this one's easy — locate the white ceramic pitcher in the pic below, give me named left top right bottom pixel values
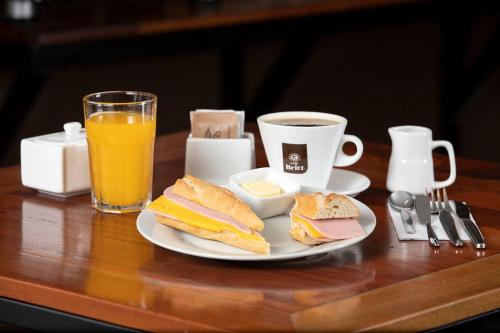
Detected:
left=386, top=126, right=456, bottom=194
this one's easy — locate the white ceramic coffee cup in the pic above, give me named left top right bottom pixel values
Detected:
left=257, top=111, right=363, bottom=189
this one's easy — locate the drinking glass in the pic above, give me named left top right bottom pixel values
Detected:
left=83, top=91, right=157, bottom=213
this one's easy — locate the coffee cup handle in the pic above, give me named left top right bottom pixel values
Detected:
left=432, top=140, right=456, bottom=188
left=334, top=135, right=364, bottom=167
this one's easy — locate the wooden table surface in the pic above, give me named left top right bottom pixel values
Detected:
left=0, top=129, right=499, bottom=332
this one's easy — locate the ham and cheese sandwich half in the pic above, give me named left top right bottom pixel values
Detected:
left=147, top=175, right=270, bottom=254
left=290, top=192, right=365, bottom=245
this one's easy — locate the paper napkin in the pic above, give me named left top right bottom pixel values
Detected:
left=388, top=200, right=475, bottom=241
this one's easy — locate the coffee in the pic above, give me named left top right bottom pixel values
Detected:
left=265, top=118, right=339, bottom=127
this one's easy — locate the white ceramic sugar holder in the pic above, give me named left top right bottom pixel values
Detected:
left=21, top=122, right=90, bottom=197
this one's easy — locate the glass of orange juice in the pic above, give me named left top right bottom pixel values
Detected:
left=83, top=91, right=157, bottom=213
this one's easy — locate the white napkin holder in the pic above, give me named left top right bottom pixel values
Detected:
left=21, top=122, right=90, bottom=197
left=185, top=132, right=255, bottom=185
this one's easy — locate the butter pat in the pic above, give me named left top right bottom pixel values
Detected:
left=241, top=181, right=281, bottom=198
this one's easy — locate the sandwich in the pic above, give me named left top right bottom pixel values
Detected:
left=147, top=175, right=270, bottom=254
left=290, top=192, right=365, bottom=245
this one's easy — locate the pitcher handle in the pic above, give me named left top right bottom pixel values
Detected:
left=432, top=140, right=456, bottom=188
left=334, top=135, right=364, bottom=167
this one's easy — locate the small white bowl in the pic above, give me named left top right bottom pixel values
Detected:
left=229, top=167, right=301, bottom=219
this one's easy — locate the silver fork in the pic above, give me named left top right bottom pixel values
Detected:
left=431, top=187, right=463, bottom=247
left=421, top=189, right=440, bottom=247
left=429, top=187, right=439, bottom=215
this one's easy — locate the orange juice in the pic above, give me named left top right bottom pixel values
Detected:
left=85, top=112, right=155, bottom=208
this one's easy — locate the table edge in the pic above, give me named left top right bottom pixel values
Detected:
left=1, top=254, right=499, bottom=332
left=0, top=274, right=225, bottom=332
left=291, top=254, right=500, bottom=332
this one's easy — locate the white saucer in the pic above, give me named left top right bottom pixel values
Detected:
left=136, top=196, right=376, bottom=262
left=301, top=168, right=370, bottom=197
left=218, top=168, right=370, bottom=197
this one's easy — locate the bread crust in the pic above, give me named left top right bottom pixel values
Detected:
left=293, top=192, right=359, bottom=220
left=156, top=215, right=270, bottom=254
left=173, top=175, right=264, bottom=231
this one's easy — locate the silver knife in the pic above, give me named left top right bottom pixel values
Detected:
left=400, top=209, right=415, bottom=234
left=439, top=209, right=463, bottom=247
left=454, top=201, right=486, bottom=249
left=415, top=195, right=440, bottom=247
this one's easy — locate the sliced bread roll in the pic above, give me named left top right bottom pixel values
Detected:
left=173, top=175, right=264, bottom=231
left=292, top=192, right=359, bottom=220
left=156, top=215, right=270, bottom=254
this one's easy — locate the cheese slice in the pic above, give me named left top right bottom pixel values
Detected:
left=292, top=214, right=325, bottom=238
left=148, top=195, right=262, bottom=241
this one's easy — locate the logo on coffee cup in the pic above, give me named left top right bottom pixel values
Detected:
left=282, top=143, right=308, bottom=174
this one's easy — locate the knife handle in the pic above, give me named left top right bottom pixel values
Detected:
left=439, top=210, right=463, bottom=247
left=426, top=223, right=440, bottom=247
left=461, top=217, right=486, bottom=249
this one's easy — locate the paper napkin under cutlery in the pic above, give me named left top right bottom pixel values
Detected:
left=388, top=200, right=476, bottom=241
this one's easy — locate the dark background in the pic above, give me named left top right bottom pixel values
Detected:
left=1, top=0, right=499, bottom=167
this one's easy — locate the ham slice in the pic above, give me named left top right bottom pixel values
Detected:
left=162, top=186, right=251, bottom=234
left=297, top=213, right=365, bottom=240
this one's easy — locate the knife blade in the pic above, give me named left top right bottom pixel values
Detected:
left=439, top=209, right=463, bottom=247
left=415, top=195, right=439, bottom=247
left=454, top=201, right=486, bottom=249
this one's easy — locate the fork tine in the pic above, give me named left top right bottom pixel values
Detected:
left=436, top=187, right=442, bottom=210
left=443, top=187, right=451, bottom=209
left=429, top=187, right=437, bottom=211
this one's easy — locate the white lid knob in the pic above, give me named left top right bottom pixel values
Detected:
left=64, top=122, right=82, bottom=137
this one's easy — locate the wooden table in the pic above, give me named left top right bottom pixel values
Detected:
left=0, top=129, right=499, bottom=332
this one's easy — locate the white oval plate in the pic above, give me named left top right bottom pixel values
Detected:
left=136, top=196, right=376, bottom=261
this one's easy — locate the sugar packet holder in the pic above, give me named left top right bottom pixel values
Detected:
left=190, top=109, right=245, bottom=139
left=185, top=132, right=255, bottom=185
